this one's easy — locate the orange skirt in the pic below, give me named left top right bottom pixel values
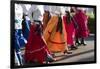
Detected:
left=47, top=32, right=66, bottom=52
left=43, top=16, right=58, bottom=42
left=43, top=16, right=68, bottom=53
left=43, top=12, right=50, bottom=30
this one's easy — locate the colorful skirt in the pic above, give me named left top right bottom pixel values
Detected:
left=63, top=16, right=75, bottom=45
left=43, top=16, right=67, bottom=53
left=74, top=11, right=89, bottom=38
left=24, top=24, right=51, bottom=64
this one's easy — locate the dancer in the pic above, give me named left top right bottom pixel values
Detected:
left=24, top=5, right=55, bottom=64
left=15, top=4, right=26, bottom=65
left=21, top=4, right=31, bottom=40
left=74, top=7, right=89, bottom=46
left=63, top=7, right=78, bottom=50
left=22, top=13, right=31, bottom=41
left=43, top=5, right=51, bottom=31
left=43, top=6, right=72, bottom=55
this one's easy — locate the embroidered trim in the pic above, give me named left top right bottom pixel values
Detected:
left=49, top=39, right=65, bottom=44
left=26, top=46, right=45, bottom=54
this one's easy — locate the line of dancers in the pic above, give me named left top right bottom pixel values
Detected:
left=14, top=4, right=89, bottom=65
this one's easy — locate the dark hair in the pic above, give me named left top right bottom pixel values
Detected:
left=35, top=23, right=43, bottom=36
left=56, top=15, right=63, bottom=34
left=22, top=14, right=26, bottom=34
left=65, top=11, right=71, bottom=24
left=45, top=11, right=51, bottom=22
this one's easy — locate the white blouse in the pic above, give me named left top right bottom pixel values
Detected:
left=28, top=5, right=42, bottom=22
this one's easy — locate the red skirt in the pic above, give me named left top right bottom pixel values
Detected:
left=74, top=10, right=89, bottom=38
left=24, top=24, right=51, bottom=64
left=63, top=16, right=75, bottom=45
